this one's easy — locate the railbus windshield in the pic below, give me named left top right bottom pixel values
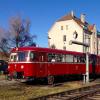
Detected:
left=9, top=51, right=36, bottom=62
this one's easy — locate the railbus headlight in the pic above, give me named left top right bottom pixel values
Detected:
left=21, top=65, right=24, bottom=69
left=8, top=66, right=10, bottom=69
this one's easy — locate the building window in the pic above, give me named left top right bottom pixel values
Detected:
left=65, top=54, right=73, bottom=62
left=66, top=25, right=68, bottom=30
left=63, top=35, right=66, bottom=41
left=99, top=40, right=100, bottom=45
left=50, top=44, right=56, bottom=49
left=63, top=46, right=66, bottom=50
left=61, top=26, right=63, bottom=30
left=94, top=42, right=95, bottom=49
left=84, top=34, right=90, bottom=44
left=73, top=31, right=78, bottom=39
left=98, top=50, right=100, bottom=54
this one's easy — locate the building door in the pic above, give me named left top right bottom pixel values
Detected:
left=91, top=55, right=96, bottom=78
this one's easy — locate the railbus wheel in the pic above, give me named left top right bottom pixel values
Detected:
left=47, top=75, right=54, bottom=85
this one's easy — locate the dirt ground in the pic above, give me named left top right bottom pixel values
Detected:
left=0, top=75, right=99, bottom=100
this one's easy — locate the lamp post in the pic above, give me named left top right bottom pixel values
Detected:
left=69, top=40, right=90, bottom=83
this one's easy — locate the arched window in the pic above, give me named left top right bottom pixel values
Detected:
left=73, top=31, right=78, bottom=39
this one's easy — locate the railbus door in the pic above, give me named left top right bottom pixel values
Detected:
left=91, top=55, right=96, bottom=78
left=36, top=52, right=47, bottom=77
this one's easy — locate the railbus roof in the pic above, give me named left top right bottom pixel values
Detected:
left=11, top=46, right=87, bottom=56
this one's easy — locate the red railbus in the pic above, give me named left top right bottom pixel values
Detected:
left=8, top=47, right=100, bottom=84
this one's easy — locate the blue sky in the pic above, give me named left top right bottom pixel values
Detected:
left=0, top=0, right=100, bottom=47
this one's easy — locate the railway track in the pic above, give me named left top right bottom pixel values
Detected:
left=86, top=92, right=100, bottom=100
left=33, top=84, right=100, bottom=100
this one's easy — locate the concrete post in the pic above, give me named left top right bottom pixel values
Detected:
left=86, top=51, right=89, bottom=83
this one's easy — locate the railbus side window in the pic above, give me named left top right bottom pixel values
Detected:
left=73, top=55, right=86, bottom=63
left=80, top=56, right=86, bottom=63
left=48, top=53, right=56, bottom=62
left=30, top=52, right=37, bottom=61
left=55, top=54, right=62, bottom=62
left=48, top=54, right=63, bottom=62
left=65, top=54, right=73, bottom=63
left=48, top=54, right=52, bottom=62
left=73, top=56, right=78, bottom=63
left=62, top=55, right=66, bottom=62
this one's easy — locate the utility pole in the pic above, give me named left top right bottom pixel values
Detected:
left=69, top=40, right=90, bottom=83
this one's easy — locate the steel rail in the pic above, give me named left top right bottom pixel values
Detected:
left=32, top=84, right=100, bottom=100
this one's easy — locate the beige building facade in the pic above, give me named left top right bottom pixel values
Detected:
left=48, top=11, right=97, bottom=54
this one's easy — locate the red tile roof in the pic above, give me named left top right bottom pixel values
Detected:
left=57, top=14, right=73, bottom=21
left=88, top=25, right=94, bottom=31
left=57, top=13, right=94, bottom=33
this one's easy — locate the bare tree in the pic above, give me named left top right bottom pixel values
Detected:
left=0, top=16, right=36, bottom=56
left=9, top=16, right=36, bottom=47
left=0, top=28, right=10, bottom=57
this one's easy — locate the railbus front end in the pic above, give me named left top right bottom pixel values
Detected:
left=8, top=50, right=38, bottom=80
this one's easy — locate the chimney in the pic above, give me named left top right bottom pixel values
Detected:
left=71, top=10, right=74, bottom=17
left=81, top=14, right=85, bottom=23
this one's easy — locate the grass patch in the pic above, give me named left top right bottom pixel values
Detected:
left=0, top=81, right=81, bottom=100
left=0, top=78, right=99, bottom=100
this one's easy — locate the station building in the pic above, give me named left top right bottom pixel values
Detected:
left=48, top=11, right=97, bottom=54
